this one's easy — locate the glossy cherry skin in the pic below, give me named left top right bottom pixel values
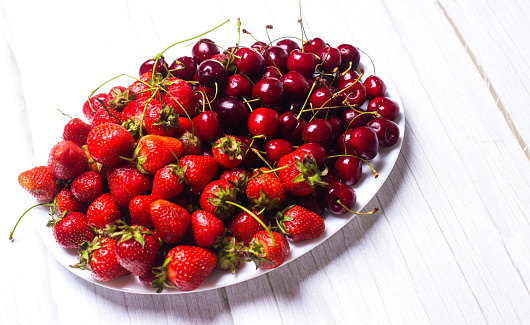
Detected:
left=327, top=115, right=344, bottom=142
left=261, top=66, right=283, bottom=80
left=276, top=39, right=300, bottom=55
left=335, top=156, right=362, bottom=186
left=212, top=97, right=249, bottom=132
left=139, top=56, right=168, bottom=77
left=192, top=111, right=220, bottom=143
left=235, top=48, right=266, bottom=77
left=337, top=44, right=360, bottom=71
left=316, top=47, right=342, bottom=73
left=367, top=118, right=400, bottom=148
left=364, top=75, right=387, bottom=99
left=263, top=46, right=288, bottom=73
left=284, top=191, right=326, bottom=216
left=341, top=108, right=371, bottom=130
left=224, top=74, right=253, bottom=98
left=336, top=69, right=360, bottom=90
left=279, top=111, right=306, bottom=145
left=308, top=86, right=341, bottom=111
left=192, top=38, right=220, bottom=63
left=350, top=126, right=379, bottom=160
left=251, top=41, right=269, bottom=53
left=169, top=56, right=196, bottom=80
left=265, top=139, right=294, bottom=165
left=341, top=81, right=367, bottom=107
left=286, top=49, right=318, bottom=77
left=297, top=143, right=327, bottom=168
left=336, top=128, right=354, bottom=155
left=281, top=71, right=311, bottom=100
left=303, top=37, right=325, bottom=54
left=324, top=181, right=357, bottom=215
left=248, top=107, right=280, bottom=138
left=252, top=77, right=284, bottom=107
left=367, top=96, right=400, bottom=121
left=197, top=59, right=228, bottom=87
left=302, top=119, right=333, bottom=149
left=239, top=135, right=262, bottom=168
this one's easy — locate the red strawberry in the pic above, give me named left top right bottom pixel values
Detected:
left=106, top=163, right=153, bottom=207
left=72, top=237, right=130, bottom=282
left=226, top=208, right=267, bottom=245
left=107, top=86, right=136, bottom=111
left=128, top=72, right=162, bottom=101
left=18, top=166, right=60, bottom=202
left=191, top=210, right=225, bottom=248
left=150, top=199, right=191, bottom=244
left=47, top=140, right=88, bottom=180
left=175, top=116, right=193, bottom=138
left=245, top=167, right=285, bottom=210
left=165, top=245, right=217, bottom=291
left=86, top=193, right=121, bottom=229
left=52, top=212, right=96, bottom=249
left=142, top=99, right=180, bottom=137
left=179, top=155, right=218, bottom=195
left=82, top=93, right=109, bottom=122
left=274, top=205, right=325, bottom=241
left=211, top=135, right=246, bottom=168
left=128, top=195, right=154, bottom=229
left=219, top=167, right=252, bottom=187
left=55, top=188, right=88, bottom=214
left=63, top=117, right=91, bottom=147
left=199, top=179, right=237, bottom=220
left=111, top=222, right=160, bottom=276
left=277, top=149, right=326, bottom=196
left=86, top=122, right=135, bottom=167
left=214, top=236, right=246, bottom=274
left=70, top=170, right=104, bottom=203
left=151, top=164, right=185, bottom=201
left=248, top=230, right=290, bottom=269
left=161, top=78, right=197, bottom=117
left=91, top=107, right=122, bottom=128
left=135, top=135, right=183, bottom=175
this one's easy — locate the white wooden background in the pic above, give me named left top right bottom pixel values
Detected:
left=2, top=0, right=529, bottom=324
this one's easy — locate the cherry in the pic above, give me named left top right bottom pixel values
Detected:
left=336, top=128, right=354, bottom=155
left=251, top=41, right=269, bottom=53
left=367, top=118, right=400, bottom=148
left=337, top=44, right=360, bottom=71
left=179, top=132, right=202, bottom=155
left=336, top=69, right=360, bottom=90
left=326, top=115, right=344, bottom=142
left=247, top=107, right=280, bottom=139
left=192, top=38, right=220, bottom=64
left=316, top=47, right=342, bottom=73
left=261, top=66, right=283, bottom=80
left=341, top=81, right=367, bottom=107
left=235, top=48, right=266, bottom=77
left=276, top=39, right=300, bottom=55
left=320, top=167, right=340, bottom=185
left=239, top=135, right=262, bottom=168
left=168, top=56, right=197, bottom=81
left=324, top=181, right=356, bottom=215
left=252, top=77, right=284, bottom=107
left=367, top=96, right=400, bottom=121
left=341, top=108, right=371, bottom=130
left=286, top=49, right=318, bottom=77
left=281, top=71, right=311, bottom=100
left=195, top=85, right=217, bottom=111
left=334, top=156, right=362, bottom=185
left=297, top=143, right=327, bottom=168
left=197, top=59, right=228, bottom=87
left=303, top=37, right=325, bottom=54
left=308, top=86, right=341, bottom=111
left=279, top=111, right=306, bottom=145
left=192, top=110, right=220, bottom=143
left=139, top=56, right=169, bottom=77
left=264, top=139, right=294, bottom=165
left=302, top=118, right=333, bottom=148
left=364, top=75, right=387, bottom=99
left=285, top=191, right=326, bottom=216
left=212, top=97, right=249, bottom=133
left=224, top=74, right=253, bottom=98
left=350, top=126, right=379, bottom=160
left=263, top=46, right=288, bottom=73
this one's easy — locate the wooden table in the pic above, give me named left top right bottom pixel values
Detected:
left=2, top=0, right=529, bottom=324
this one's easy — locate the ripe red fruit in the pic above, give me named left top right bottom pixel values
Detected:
left=367, top=96, right=400, bottom=121
left=82, top=93, right=109, bottom=122
left=199, top=179, right=237, bottom=220
left=106, top=163, right=153, bottom=207
left=151, top=164, right=185, bottom=201
left=135, top=135, right=183, bottom=175
left=86, top=122, right=135, bottom=167
left=161, top=77, right=197, bottom=117
left=47, top=140, right=88, bottom=180
left=142, top=99, right=180, bottom=137
left=191, top=111, right=220, bottom=143
left=52, top=212, right=96, bottom=249
left=274, top=205, right=325, bottom=241
left=18, top=166, right=61, bottom=202
left=55, top=188, right=88, bottom=214
left=91, top=107, right=122, bottom=128
left=247, top=107, right=280, bottom=139
left=150, top=199, right=191, bottom=244
left=249, top=230, right=290, bottom=269
left=86, top=193, right=122, bottom=229
left=191, top=210, right=225, bottom=248
left=70, top=171, right=104, bottom=203
left=179, top=155, right=219, bottom=195
left=211, top=135, right=246, bottom=168
left=227, top=209, right=267, bottom=245
left=128, top=195, right=154, bottom=229
left=246, top=168, right=286, bottom=210
left=277, top=150, right=326, bottom=197
left=63, top=118, right=91, bottom=147
left=234, top=47, right=266, bottom=77
left=128, top=72, right=162, bottom=101
left=112, top=223, right=160, bottom=276
left=191, top=38, right=220, bottom=64
left=165, top=245, right=217, bottom=291
left=349, top=126, right=379, bottom=160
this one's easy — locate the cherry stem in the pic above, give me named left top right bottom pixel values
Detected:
left=335, top=68, right=364, bottom=97
left=57, top=109, right=72, bottom=119
left=9, top=203, right=54, bottom=241
left=297, top=80, right=318, bottom=120
left=225, top=201, right=276, bottom=247
left=357, top=47, right=376, bottom=74
left=336, top=200, right=379, bottom=215
left=159, top=86, right=195, bottom=134
left=327, top=154, right=379, bottom=178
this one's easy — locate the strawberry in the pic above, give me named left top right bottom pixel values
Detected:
left=91, top=107, right=122, bottom=128
left=219, top=167, right=252, bottom=189
left=277, top=149, right=327, bottom=197
left=107, top=86, right=136, bottom=111
left=135, top=135, right=183, bottom=175
left=52, top=212, right=96, bottom=249
left=161, top=77, right=197, bottom=117
left=165, top=245, right=217, bottom=291
left=142, top=99, right=180, bottom=137
left=70, top=170, right=104, bottom=203
left=62, top=117, right=91, bottom=147
left=128, top=72, right=163, bottom=101
left=179, top=155, right=218, bottom=195
left=175, top=117, right=193, bottom=138
left=106, top=163, right=153, bottom=207
left=151, top=164, right=185, bottom=201
left=18, top=166, right=61, bottom=202
left=248, top=230, right=290, bottom=269
left=86, top=193, right=121, bottom=229
left=245, top=167, right=285, bottom=210
left=214, top=236, right=246, bottom=274
left=226, top=208, right=267, bottom=245
left=211, top=135, right=246, bottom=168
left=274, top=205, right=325, bottom=241
left=86, top=122, right=135, bottom=167
left=55, top=188, right=88, bottom=214
left=128, top=195, right=154, bottom=229
left=82, top=93, right=109, bottom=122
left=191, top=210, right=225, bottom=248
left=72, top=237, right=130, bottom=282
left=150, top=199, right=191, bottom=244
left=111, top=221, right=160, bottom=276
left=199, top=179, right=238, bottom=220
left=47, top=140, right=88, bottom=180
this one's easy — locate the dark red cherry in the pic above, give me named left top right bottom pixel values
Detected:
left=263, top=46, right=288, bottom=73
left=367, top=96, right=400, bottom=121
left=303, top=37, right=325, bottom=54
left=320, top=167, right=340, bottom=185
left=326, top=115, right=343, bottom=142
left=281, top=71, right=311, bottom=100
left=308, top=86, right=342, bottom=111
left=251, top=41, right=269, bottom=53
left=168, top=56, right=197, bottom=81
left=316, top=47, right=342, bottom=73
left=324, top=181, right=356, bottom=215
left=287, top=191, right=326, bottom=216
left=195, top=85, right=216, bottom=111
left=139, top=56, right=168, bottom=77
left=264, top=139, right=294, bottom=165
left=197, top=59, right=228, bottom=87
left=350, top=126, right=379, bottom=160
left=286, top=49, right=318, bottom=77
left=336, top=69, right=360, bottom=90
left=191, top=111, right=220, bottom=143
left=261, top=66, right=283, bottom=80
left=239, top=135, right=262, bottom=168
left=341, top=81, right=367, bottom=107
left=212, top=97, right=249, bottom=132
left=192, top=38, right=220, bottom=64
left=364, top=75, right=387, bottom=99
left=302, top=119, right=333, bottom=148
left=335, top=156, right=362, bottom=186
left=248, top=107, right=280, bottom=138
left=276, top=39, right=300, bottom=55
left=252, top=77, right=284, bottom=107
left=297, top=143, right=327, bottom=168
left=279, top=111, right=306, bottom=145
left=337, top=44, right=360, bottom=71
left=224, top=74, right=253, bottom=98
left=341, top=108, right=371, bottom=130
left=367, top=118, right=400, bottom=148
left=336, top=128, right=354, bottom=155
left=235, top=48, right=266, bottom=77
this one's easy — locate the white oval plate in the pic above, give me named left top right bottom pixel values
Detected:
left=37, top=54, right=405, bottom=294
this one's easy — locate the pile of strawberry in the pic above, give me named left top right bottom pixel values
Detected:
left=14, top=22, right=400, bottom=292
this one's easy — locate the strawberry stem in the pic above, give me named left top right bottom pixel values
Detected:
left=224, top=201, right=276, bottom=247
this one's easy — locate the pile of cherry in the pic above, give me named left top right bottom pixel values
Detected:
left=14, top=32, right=400, bottom=292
